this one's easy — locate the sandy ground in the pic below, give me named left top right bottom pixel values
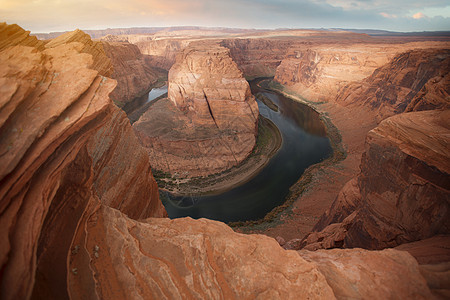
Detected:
left=237, top=90, right=379, bottom=242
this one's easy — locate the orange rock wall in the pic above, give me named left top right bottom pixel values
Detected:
left=102, top=41, right=164, bottom=108
left=67, top=205, right=433, bottom=299
left=304, top=110, right=450, bottom=250
left=0, top=25, right=165, bottom=300
left=274, top=42, right=450, bottom=103
left=336, top=48, right=450, bottom=120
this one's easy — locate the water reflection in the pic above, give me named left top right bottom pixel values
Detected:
left=124, top=85, right=168, bottom=123
left=161, top=79, right=332, bottom=222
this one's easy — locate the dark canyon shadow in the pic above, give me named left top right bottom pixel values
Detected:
left=159, top=78, right=332, bottom=222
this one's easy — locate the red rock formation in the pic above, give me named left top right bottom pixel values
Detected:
left=0, top=25, right=165, bottom=300
left=336, top=49, right=450, bottom=119
left=274, top=44, right=396, bottom=102
left=101, top=41, right=165, bottom=108
left=274, top=42, right=450, bottom=103
left=299, top=248, right=434, bottom=299
left=395, top=235, right=450, bottom=265
left=0, top=24, right=446, bottom=299
left=67, top=204, right=433, bottom=299
left=303, top=110, right=450, bottom=251
left=133, top=42, right=259, bottom=177
left=0, top=22, right=45, bottom=51
left=44, top=29, right=113, bottom=77
left=220, top=38, right=292, bottom=78
left=133, top=37, right=188, bottom=70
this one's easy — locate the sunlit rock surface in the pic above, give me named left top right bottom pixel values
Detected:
left=68, top=205, right=433, bottom=299
left=336, top=48, right=450, bottom=119
left=0, top=24, right=446, bottom=300
left=0, top=25, right=165, bottom=300
left=133, top=42, right=258, bottom=177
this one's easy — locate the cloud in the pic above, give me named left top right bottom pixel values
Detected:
left=0, top=0, right=449, bottom=32
left=380, top=12, right=397, bottom=18
left=412, top=12, right=427, bottom=19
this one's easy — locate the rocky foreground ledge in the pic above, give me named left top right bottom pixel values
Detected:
left=0, top=23, right=446, bottom=299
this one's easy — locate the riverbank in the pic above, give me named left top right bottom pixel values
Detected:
left=155, top=115, right=282, bottom=195
left=234, top=80, right=378, bottom=242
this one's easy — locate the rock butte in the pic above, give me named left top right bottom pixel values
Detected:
left=133, top=42, right=259, bottom=177
left=0, top=23, right=449, bottom=299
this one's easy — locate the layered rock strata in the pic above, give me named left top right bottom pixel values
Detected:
left=133, top=38, right=189, bottom=70
left=102, top=41, right=164, bottom=108
left=274, top=45, right=395, bottom=102
left=336, top=49, right=450, bottom=120
left=0, top=22, right=45, bottom=51
left=0, top=23, right=445, bottom=299
left=134, top=43, right=259, bottom=177
left=44, top=29, right=113, bottom=77
left=67, top=204, right=433, bottom=299
left=274, top=42, right=450, bottom=103
left=220, top=38, right=292, bottom=78
left=0, top=25, right=165, bottom=300
left=303, top=110, right=450, bottom=250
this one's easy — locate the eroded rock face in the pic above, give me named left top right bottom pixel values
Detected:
left=168, top=43, right=258, bottom=130
left=134, top=42, right=259, bottom=177
left=44, top=29, right=113, bottom=77
left=221, top=38, right=292, bottom=79
left=299, top=248, right=433, bottom=299
left=336, top=49, right=450, bottom=120
left=0, top=24, right=444, bottom=299
left=0, top=25, right=165, bottom=300
left=133, top=38, right=189, bottom=70
left=274, top=45, right=396, bottom=102
left=67, top=204, right=433, bottom=300
left=303, top=110, right=450, bottom=251
left=0, top=22, right=45, bottom=51
left=102, top=41, right=165, bottom=108
left=274, top=43, right=450, bottom=103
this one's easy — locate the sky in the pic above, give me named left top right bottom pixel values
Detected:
left=1, top=0, right=449, bottom=33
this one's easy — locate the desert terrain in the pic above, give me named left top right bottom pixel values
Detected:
left=0, top=22, right=449, bottom=299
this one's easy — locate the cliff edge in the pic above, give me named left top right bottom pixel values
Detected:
left=0, top=24, right=166, bottom=300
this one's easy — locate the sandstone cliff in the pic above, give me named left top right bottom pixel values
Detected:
left=67, top=204, right=433, bottom=299
left=0, top=22, right=45, bottom=51
left=133, top=42, right=259, bottom=177
left=221, top=38, right=292, bottom=79
left=303, top=110, right=450, bottom=251
left=274, top=42, right=450, bottom=103
left=44, top=29, right=113, bottom=77
left=0, top=25, right=165, bottom=300
left=336, top=48, right=450, bottom=120
left=274, top=44, right=396, bottom=102
left=133, top=37, right=189, bottom=70
left=101, top=41, right=165, bottom=108
left=1, top=24, right=446, bottom=299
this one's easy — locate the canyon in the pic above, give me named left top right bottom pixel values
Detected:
left=0, top=21, right=449, bottom=299
left=101, top=40, right=165, bottom=108
left=133, top=42, right=259, bottom=177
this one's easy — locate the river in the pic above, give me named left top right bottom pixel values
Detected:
left=160, top=78, right=332, bottom=222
